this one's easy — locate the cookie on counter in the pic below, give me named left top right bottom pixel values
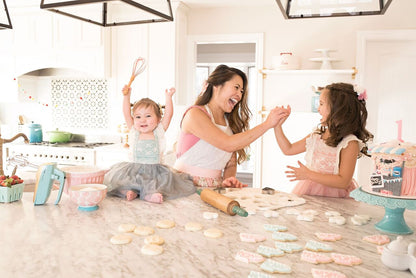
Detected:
left=274, top=242, right=303, bottom=253
left=235, top=249, right=265, bottom=264
left=315, top=232, right=342, bottom=242
left=260, top=259, right=292, bottom=274
left=311, top=268, right=347, bottom=278
left=305, top=240, right=333, bottom=252
left=272, top=232, right=298, bottom=242
left=301, top=250, right=333, bottom=264
left=362, top=234, right=390, bottom=245
left=263, top=223, right=288, bottom=232
left=351, top=214, right=371, bottom=225
left=248, top=271, right=272, bottom=278
left=240, top=232, right=266, bottom=243
left=331, top=253, right=362, bottom=266
left=256, top=245, right=285, bottom=258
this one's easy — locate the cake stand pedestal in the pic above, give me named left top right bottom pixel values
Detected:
left=350, top=187, right=416, bottom=235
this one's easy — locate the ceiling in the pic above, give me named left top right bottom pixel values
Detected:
left=178, top=0, right=275, bottom=9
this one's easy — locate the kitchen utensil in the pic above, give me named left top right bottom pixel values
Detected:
left=125, top=57, right=146, bottom=90
left=46, top=129, right=72, bottom=143
left=381, top=236, right=410, bottom=271
left=60, top=166, right=107, bottom=194
left=33, top=162, right=65, bottom=205
left=27, top=122, right=43, bottom=143
left=197, top=188, right=248, bottom=217
left=68, top=184, right=107, bottom=211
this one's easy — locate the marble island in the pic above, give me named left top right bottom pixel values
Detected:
left=0, top=189, right=415, bottom=278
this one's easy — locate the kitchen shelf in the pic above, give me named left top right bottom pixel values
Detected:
left=259, top=67, right=357, bottom=80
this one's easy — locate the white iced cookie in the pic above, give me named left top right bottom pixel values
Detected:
left=144, top=235, right=165, bottom=245
left=325, top=210, right=341, bottom=217
left=134, top=226, right=155, bottom=236
left=263, top=211, right=279, bottom=218
left=185, top=222, right=203, bottom=232
left=204, top=228, right=223, bottom=238
left=141, top=244, right=164, bottom=256
left=351, top=214, right=371, bottom=226
left=203, top=212, right=219, bottom=219
left=118, top=223, right=136, bottom=233
left=303, top=209, right=319, bottom=216
left=297, top=214, right=314, bottom=222
left=285, top=208, right=300, bottom=215
left=110, top=234, right=132, bottom=245
left=328, top=216, right=346, bottom=225
left=156, top=219, right=176, bottom=229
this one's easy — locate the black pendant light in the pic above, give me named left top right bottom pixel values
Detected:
left=0, top=0, right=12, bottom=29
left=275, top=0, right=393, bottom=19
left=40, top=0, right=173, bottom=27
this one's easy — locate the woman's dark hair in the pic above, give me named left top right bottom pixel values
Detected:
left=318, top=82, right=373, bottom=157
left=195, top=64, right=251, bottom=163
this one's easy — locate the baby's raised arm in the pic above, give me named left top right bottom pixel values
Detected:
left=160, top=87, right=175, bottom=131
left=122, top=85, right=134, bottom=130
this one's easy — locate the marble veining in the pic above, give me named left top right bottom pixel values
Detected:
left=0, top=189, right=415, bottom=278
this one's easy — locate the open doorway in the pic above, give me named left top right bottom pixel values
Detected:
left=187, top=34, right=264, bottom=187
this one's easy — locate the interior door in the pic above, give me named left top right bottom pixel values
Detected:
left=356, top=30, right=416, bottom=186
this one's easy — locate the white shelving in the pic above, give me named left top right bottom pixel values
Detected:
left=259, top=68, right=357, bottom=80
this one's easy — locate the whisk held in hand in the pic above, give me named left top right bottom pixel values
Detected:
left=125, top=57, right=147, bottom=92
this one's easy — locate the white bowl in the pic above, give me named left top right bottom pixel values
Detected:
left=68, top=184, right=107, bottom=211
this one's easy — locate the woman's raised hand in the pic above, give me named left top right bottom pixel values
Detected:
left=265, top=105, right=291, bottom=128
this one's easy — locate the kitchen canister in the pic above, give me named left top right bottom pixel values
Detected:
left=272, top=52, right=300, bottom=70
left=27, top=122, right=43, bottom=143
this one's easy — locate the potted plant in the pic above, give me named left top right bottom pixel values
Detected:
left=0, top=175, right=25, bottom=203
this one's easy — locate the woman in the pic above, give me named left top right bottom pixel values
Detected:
left=174, top=64, right=288, bottom=188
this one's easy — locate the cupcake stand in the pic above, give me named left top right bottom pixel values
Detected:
left=350, top=187, right=416, bottom=235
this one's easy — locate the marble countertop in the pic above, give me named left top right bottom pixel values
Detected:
left=0, top=189, right=415, bottom=278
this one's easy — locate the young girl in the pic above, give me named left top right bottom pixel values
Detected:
left=274, top=83, right=373, bottom=197
left=103, top=85, right=195, bottom=203
left=174, top=64, right=288, bottom=188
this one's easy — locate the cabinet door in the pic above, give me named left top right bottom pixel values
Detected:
left=260, top=71, right=354, bottom=192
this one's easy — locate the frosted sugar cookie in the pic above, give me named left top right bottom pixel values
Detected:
left=351, top=214, right=371, bottom=226
left=204, top=228, right=223, bottom=238
left=301, top=250, right=333, bottom=264
left=274, top=242, right=303, bottom=253
left=305, top=240, right=333, bottom=252
left=203, top=212, right=218, bottom=219
left=263, top=210, right=279, bottom=218
left=235, top=249, right=265, bottom=264
left=303, top=209, right=319, bottom=216
left=144, top=235, right=165, bottom=245
left=256, top=245, right=284, bottom=258
left=239, top=233, right=266, bottom=243
left=328, top=216, right=346, bottom=225
left=156, top=219, right=176, bottom=229
left=362, top=234, right=390, bottom=245
left=134, top=226, right=155, bottom=236
left=118, top=223, right=136, bottom=233
left=110, top=234, right=132, bottom=245
left=377, top=245, right=384, bottom=255
left=263, top=224, right=288, bottom=232
left=325, top=210, right=341, bottom=217
left=331, top=253, right=362, bottom=266
left=248, top=271, right=272, bottom=278
left=311, top=268, right=347, bottom=278
left=272, top=232, right=298, bottom=242
left=260, top=259, right=292, bottom=274
left=141, top=244, right=164, bottom=256
left=285, top=208, right=300, bottom=215
left=185, top=222, right=203, bottom=232
left=297, top=213, right=314, bottom=222
left=315, top=232, right=342, bottom=242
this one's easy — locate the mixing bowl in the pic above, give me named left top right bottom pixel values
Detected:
left=68, top=184, right=107, bottom=211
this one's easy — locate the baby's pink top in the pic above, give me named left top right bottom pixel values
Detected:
left=292, top=133, right=364, bottom=198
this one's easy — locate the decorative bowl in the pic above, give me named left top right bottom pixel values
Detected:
left=68, top=184, right=107, bottom=211
left=60, top=166, right=108, bottom=194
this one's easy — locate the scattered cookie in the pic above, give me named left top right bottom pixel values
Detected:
left=305, top=240, right=333, bottom=252
left=235, top=249, right=265, bottom=264
left=362, top=234, right=390, bottom=245
left=110, top=234, right=132, bottom=245
left=285, top=208, right=300, bottom=215
left=144, top=235, right=165, bottom=245
left=331, top=253, right=362, bottom=266
left=263, top=210, right=279, bottom=218
left=256, top=245, right=285, bottom=258
left=377, top=245, right=384, bottom=255
left=134, top=226, right=155, bottom=236
left=263, top=224, right=288, bottom=232
left=248, top=270, right=272, bottom=278
left=315, top=232, right=342, bottom=242
left=328, top=216, right=346, bottom=225
left=118, top=223, right=136, bottom=233
left=141, top=244, right=164, bottom=256
left=156, top=219, right=176, bottom=229
left=272, top=232, right=298, bottom=242
left=311, top=268, right=347, bottom=278
left=301, top=250, right=333, bottom=264
left=260, top=259, right=292, bottom=274
left=325, top=210, right=341, bottom=217
left=203, top=212, right=219, bottom=219
left=274, top=242, right=303, bottom=253
left=185, top=222, right=203, bottom=232
left=303, top=209, right=319, bottom=216
left=204, top=228, right=223, bottom=238
left=240, top=233, right=266, bottom=243
left=297, top=213, right=315, bottom=222
left=351, top=214, right=372, bottom=225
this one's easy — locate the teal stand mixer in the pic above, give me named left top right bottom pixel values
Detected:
left=33, top=162, right=66, bottom=205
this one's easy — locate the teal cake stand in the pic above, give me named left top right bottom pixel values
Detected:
left=350, top=187, right=416, bottom=235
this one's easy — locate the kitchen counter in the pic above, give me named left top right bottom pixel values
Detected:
left=0, top=189, right=415, bottom=278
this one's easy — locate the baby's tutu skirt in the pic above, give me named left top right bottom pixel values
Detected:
left=103, top=162, right=196, bottom=200
left=292, top=180, right=357, bottom=198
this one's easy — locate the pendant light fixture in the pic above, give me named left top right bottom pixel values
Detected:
left=275, top=0, right=393, bottom=19
left=40, top=0, right=173, bottom=27
left=0, top=0, right=12, bottom=29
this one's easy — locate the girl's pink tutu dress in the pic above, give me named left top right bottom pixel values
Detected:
left=292, top=133, right=364, bottom=198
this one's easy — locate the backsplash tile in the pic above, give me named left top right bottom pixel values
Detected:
left=51, top=79, right=109, bottom=129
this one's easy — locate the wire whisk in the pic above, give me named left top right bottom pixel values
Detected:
left=125, top=57, right=147, bottom=94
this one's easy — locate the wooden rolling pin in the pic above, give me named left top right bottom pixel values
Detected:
left=197, top=188, right=248, bottom=217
